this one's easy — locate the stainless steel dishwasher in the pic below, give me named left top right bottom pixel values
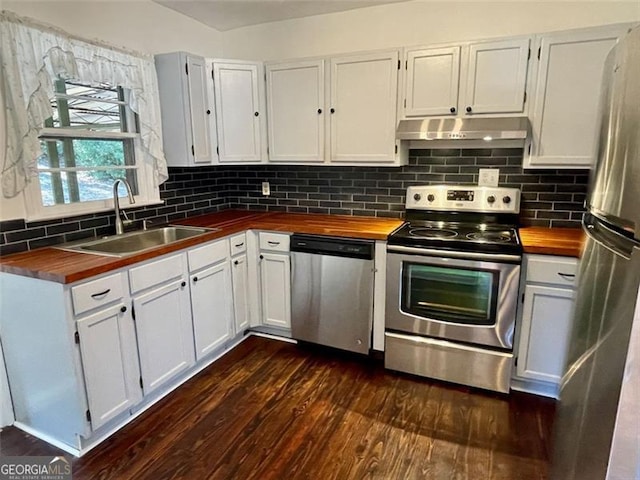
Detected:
left=290, top=234, right=375, bottom=354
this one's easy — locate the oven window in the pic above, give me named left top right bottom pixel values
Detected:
left=401, top=263, right=498, bottom=325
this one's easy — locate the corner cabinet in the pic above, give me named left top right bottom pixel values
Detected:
left=513, top=254, right=578, bottom=397
left=403, top=36, right=531, bottom=119
left=155, top=52, right=216, bottom=166
left=211, top=60, right=267, bottom=163
left=524, top=24, right=632, bottom=169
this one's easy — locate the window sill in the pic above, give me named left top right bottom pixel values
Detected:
left=25, top=199, right=165, bottom=222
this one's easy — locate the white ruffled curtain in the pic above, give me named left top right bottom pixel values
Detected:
left=0, top=11, right=168, bottom=199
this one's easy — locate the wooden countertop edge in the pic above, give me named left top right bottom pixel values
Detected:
left=0, top=211, right=403, bottom=284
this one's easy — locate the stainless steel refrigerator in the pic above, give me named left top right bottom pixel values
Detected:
left=550, top=26, right=640, bottom=480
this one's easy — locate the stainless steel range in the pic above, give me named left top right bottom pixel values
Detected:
left=385, top=185, right=523, bottom=393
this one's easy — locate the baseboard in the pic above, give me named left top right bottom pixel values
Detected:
left=13, top=422, right=80, bottom=457
left=248, top=331, right=297, bottom=344
left=510, top=377, right=559, bottom=399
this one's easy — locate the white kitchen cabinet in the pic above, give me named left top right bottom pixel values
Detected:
left=131, top=255, right=195, bottom=395
left=525, top=24, right=631, bottom=169
left=76, top=302, right=142, bottom=430
left=462, top=37, right=530, bottom=115
left=404, top=46, right=461, bottom=117
left=514, top=254, right=578, bottom=396
left=155, top=52, right=216, bottom=166
left=259, top=252, right=291, bottom=328
left=212, top=60, right=265, bottom=163
left=330, top=51, right=401, bottom=164
left=231, top=253, right=250, bottom=333
left=190, top=260, right=234, bottom=359
left=266, top=60, right=325, bottom=162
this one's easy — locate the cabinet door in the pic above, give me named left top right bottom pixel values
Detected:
left=232, top=254, right=250, bottom=333
left=517, top=284, right=574, bottom=384
left=213, top=62, right=263, bottom=163
left=526, top=26, right=627, bottom=168
left=329, top=51, right=399, bottom=163
left=134, top=280, right=195, bottom=394
left=186, top=55, right=214, bottom=164
left=405, top=46, right=460, bottom=117
left=260, top=252, right=291, bottom=328
left=266, top=60, right=325, bottom=162
left=77, top=303, right=141, bottom=430
left=190, top=261, right=233, bottom=359
left=463, top=38, right=530, bottom=114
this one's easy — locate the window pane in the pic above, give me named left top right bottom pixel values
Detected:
left=39, top=168, right=138, bottom=206
left=401, top=264, right=497, bottom=325
left=38, top=139, right=133, bottom=169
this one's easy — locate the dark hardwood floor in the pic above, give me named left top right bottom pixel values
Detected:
left=0, top=336, right=556, bottom=479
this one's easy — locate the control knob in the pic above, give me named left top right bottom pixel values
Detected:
left=503, top=195, right=512, bottom=204
left=487, top=195, right=496, bottom=204
left=427, top=194, right=435, bottom=202
left=413, top=193, right=421, bottom=201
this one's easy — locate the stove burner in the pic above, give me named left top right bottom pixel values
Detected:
left=409, top=227, right=458, bottom=239
left=466, top=231, right=512, bottom=243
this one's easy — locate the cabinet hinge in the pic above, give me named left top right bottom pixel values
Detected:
left=537, top=47, right=541, bottom=60
left=514, top=357, right=518, bottom=367
left=405, top=60, right=408, bottom=70
left=86, top=409, right=91, bottom=423
left=264, top=72, right=267, bottom=82
left=216, top=146, right=219, bottom=156
left=395, top=144, right=398, bottom=154
left=404, top=98, right=406, bottom=108
left=267, top=146, right=269, bottom=155
left=211, top=69, right=214, bottom=80
left=521, top=292, right=525, bottom=303
left=523, top=91, right=527, bottom=104
left=397, top=59, right=401, bottom=70
left=74, top=331, right=80, bottom=345
left=191, top=144, right=195, bottom=156
left=185, top=63, right=189, bottom=75
left=132, top=303, right=136, bottom=321
left=527, top=144, right=532, bottom=155
left=527, top=48, right=531, bottom=60
left=139, top=376, right=144, bottom=389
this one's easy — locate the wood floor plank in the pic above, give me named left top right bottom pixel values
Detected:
left=0, top=337, right=556, bottom=480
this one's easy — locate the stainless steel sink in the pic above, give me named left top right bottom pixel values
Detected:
left=57, top=226, right=219, bottom=257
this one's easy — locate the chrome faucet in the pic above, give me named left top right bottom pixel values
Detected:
left=113, top=178, right=135, bottom=235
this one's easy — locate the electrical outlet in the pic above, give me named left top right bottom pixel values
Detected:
left=262, top=181, right=270, bottom=196
left=478, top=168, right=499, bottom=187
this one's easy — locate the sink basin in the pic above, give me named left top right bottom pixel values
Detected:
left=57, top=226, right=219, bottom=257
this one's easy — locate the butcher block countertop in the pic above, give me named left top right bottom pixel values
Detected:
left=519, top=226, right=585, bottom=258
left=0, top=211, right=403, bottom=284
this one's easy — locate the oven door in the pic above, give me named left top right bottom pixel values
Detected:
left=386, top=246, right=521, bottom=349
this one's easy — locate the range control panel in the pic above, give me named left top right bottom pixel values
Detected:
left=405, top=185, right=521, bottom=213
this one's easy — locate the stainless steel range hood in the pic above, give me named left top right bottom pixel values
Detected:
left=396, top=117, right=530, bottom=142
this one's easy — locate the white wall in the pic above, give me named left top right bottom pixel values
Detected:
left=0, top=1, right=223, bottom=221
left=222, top=0, right=640, bottom=60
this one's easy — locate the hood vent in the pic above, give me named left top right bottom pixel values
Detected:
left=396, top=117, right=530, bottom=142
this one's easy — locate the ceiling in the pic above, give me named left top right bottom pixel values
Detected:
left=153, top=0, right=410, bottom=31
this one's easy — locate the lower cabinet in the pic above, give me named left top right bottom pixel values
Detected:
left=514, top=254, right=577, bottom=396
left=190, top=260, right=234, bottom=359
left=133, top=278, right=195, bottom=395
left=76, top=302, right=142, bottom=430
left=259, top=252, right=291, bottom=328
left=231, top=253, right=250, bottom=333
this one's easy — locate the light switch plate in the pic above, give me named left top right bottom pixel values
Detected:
left=478, top=169, right=499, bottom=187
left=262, top=181, right=270, bottom=196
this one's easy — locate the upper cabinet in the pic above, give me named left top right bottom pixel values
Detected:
left=211, top=60, right=266, bottom=163
left=405, top=46, right=460, bottom=116
left=266, top=51, right=405, bottom=165
left=155, top=52, right=216, bottom=167
left=403, top=36, right=531, bottom=119
left=266, top=60, right=325, bottom=162
left=330, top=51, right=402, bottom=164
left=524, top=24, right=631, bottom=169
left=463, top=38, right=530, bottom=115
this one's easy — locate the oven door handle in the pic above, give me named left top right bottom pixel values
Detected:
left=386, top=245, right=521, bottom=263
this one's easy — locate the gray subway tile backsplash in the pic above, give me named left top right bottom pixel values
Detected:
left=0, top=148, right=588, bottom=256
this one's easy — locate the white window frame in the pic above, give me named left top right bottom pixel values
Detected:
left=24, top=81, right=161, bottom=221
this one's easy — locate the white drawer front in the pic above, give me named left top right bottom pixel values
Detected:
left=229, top=233, right=247, bottom=256
left=129, top=254, right=185, bottom=294
left=188, top=239, right=229, bottom=272
left=526, top=254, right=578, bottom=286
left=259, top=232, right=290, bottom=252
left=72, top=272, right=125, bottom=316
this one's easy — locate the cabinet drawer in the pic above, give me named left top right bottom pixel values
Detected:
left=72, top=272, right=125, bottom=316
left=129, top=254, right=185, bottom=294
left=188, top=239, right=229, bottom=271
left=259, top=232, right=290, bottom=252
left=229, top=234, right=247, bottom=256
left=526, top=255, right=578, bottom=286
